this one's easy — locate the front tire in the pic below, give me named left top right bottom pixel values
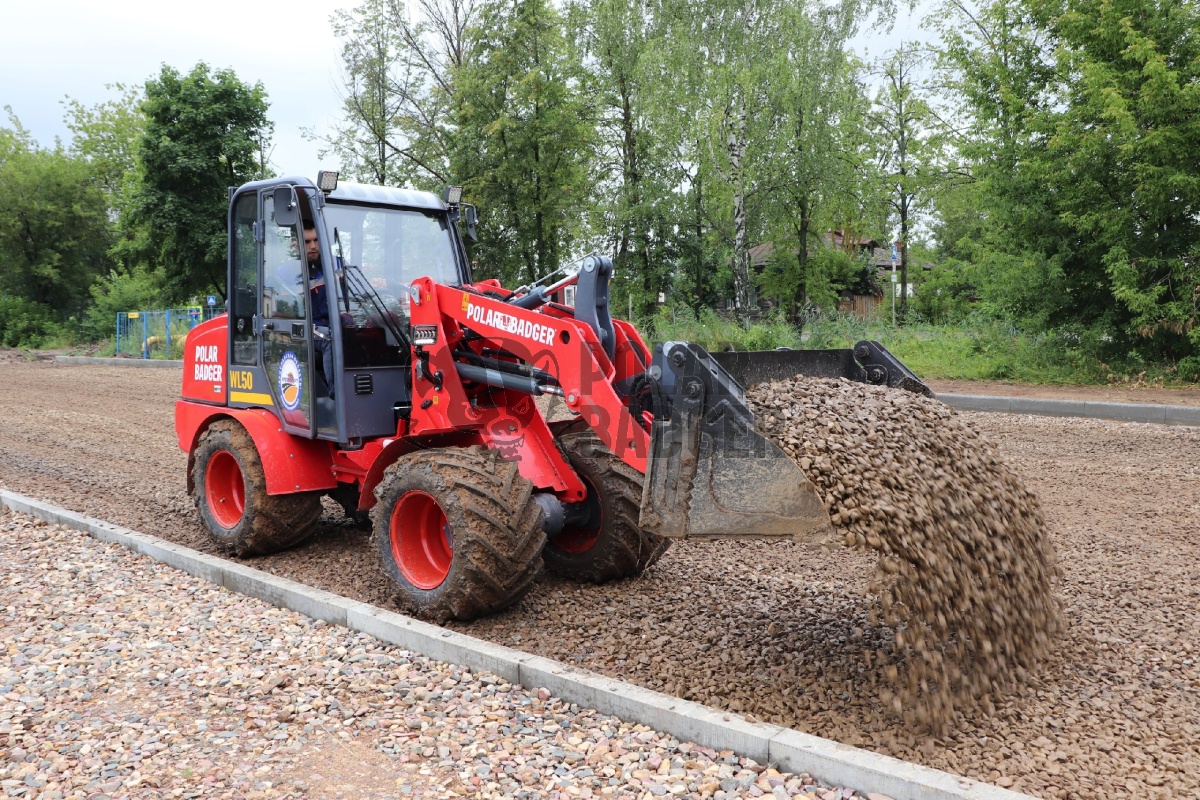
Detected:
left=543, top=429, right=671, bottom=582
left=191, top=419, right=323, bottom=556
left=371, top=447, right=545, bottom=621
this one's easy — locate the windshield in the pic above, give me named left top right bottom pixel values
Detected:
left=322, top=203, right=460, bottom=289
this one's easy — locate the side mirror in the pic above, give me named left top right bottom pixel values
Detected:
left=273, top=186, right=299, bottom=227
left=463, top=204, right=478, bottom=242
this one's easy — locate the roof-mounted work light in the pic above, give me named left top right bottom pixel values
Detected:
left=443, top=185, right=463, bottom=206
left=317, top=170, right=340, bottom=193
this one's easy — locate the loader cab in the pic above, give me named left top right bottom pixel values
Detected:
left=226, top=176, right=470, bottom=445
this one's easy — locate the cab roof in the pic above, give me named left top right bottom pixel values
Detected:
left=233, top=176, right=446, bottom=212
left=328, top=181, right=446, bottom=211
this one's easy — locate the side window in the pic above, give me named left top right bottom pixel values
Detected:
left=263, top=193, right=305, bottom=319
left=230, top=193, right=258, bottom=365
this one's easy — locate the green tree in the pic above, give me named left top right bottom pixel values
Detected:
left=1037, top=0, right=1200, bottom=363
left=928, top=0, right=1060, bottom=327
left=62, top=82, right=160, bottom=320
left=130, top=63, right=272, bottom=303
left=869, top=43, right=943, bottom=322
left=645, top=0, right=787, bottom=322
left=0, top=108, right=113, bottom=325
left=62, top=83, right=146, bottom=204
left=644, top=0, right=888, bottom=324
left=756, top=0, right=870, bottom=325
left=323, top=0, right=476, bottom=186
left=932, top=0, right=1200, bottom=368
left=452, top=0, right=594, bottom=284
left=571, top=0, right=680, bottom=321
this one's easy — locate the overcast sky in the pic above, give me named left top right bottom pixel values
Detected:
left=4, top=0, right=360, bottom=177
left=4, top=0, right=933, bottom=184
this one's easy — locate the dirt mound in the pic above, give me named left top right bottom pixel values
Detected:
left=749, top=377, right=1064, bottom=730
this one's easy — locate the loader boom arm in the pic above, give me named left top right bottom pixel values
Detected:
left=404, top=267, right=653, bottom=504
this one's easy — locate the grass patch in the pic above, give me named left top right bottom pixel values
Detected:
left=656, top=308, right=1195, bottom=387
left=652, top=307, right=804, bottom=351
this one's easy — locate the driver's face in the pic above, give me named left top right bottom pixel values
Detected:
left=303, top=228, right=320, bottom=264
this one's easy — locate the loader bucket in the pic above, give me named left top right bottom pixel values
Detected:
left=638, top=340, right=930, bottom=542
left=638, top=342, right=834, bottom=542
left=709, top=340, right=932, bottom=396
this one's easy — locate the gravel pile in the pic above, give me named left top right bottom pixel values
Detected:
left=748, top=377, right=1063, bottom=731
left=0, top=508, right=895, bottom=800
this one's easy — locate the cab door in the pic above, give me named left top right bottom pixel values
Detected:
left=260, top=187, right=316, bottom=437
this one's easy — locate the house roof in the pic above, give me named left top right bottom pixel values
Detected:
left=748, top=231, right=900, bottom=270
left=748, top=242, right=774, bottom=269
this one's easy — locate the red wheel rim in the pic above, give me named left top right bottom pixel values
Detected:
left=391, top=491, right=453, bottom=589
left=205, top=450, right=246, bottom=529
left=553, top=477, right=602, bottom=555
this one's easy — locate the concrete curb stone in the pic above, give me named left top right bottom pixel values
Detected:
left=936, top=393, right=1200, bottom=426
left=0, top=488, right=1037, bottom=800
left=347, top=603, right=527, bottom=686
left=54, top=355, right=183, bottom=368
left=521, top=651, right=786, bottom=766
left=769, top=730, right=1012, bottom=800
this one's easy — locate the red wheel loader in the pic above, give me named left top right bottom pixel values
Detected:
left=176, top=172, right=928, bottom=620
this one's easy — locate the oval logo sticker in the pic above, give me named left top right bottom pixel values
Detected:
left=279, top=351, right=303, bottom=411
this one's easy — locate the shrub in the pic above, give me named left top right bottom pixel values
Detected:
left=81, top=267, right=164, bottom=342
left=0, top=297, right=63, bottom=347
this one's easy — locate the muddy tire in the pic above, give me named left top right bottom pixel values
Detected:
left=191, top=419, right=323, bottom=556
left=371, top=447, right=545, bottom=621
left=543, top=429, right=670, bottom=582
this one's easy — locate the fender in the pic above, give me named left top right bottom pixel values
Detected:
left=346, top=431, right=503, bottom=513
left=177, top=400, right=337, bottom=496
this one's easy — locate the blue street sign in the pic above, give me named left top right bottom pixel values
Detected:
left=207, top=295, right=217, bottom=307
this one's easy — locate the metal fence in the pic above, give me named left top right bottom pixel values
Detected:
left=116, top=307, right=223, bottom=359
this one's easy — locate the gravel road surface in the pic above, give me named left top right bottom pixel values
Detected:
left=0, top=510, right=877, bottom=800
left=1, top=357, right=1198, bottom=799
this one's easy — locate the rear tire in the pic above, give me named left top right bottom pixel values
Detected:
left=191, top=419, right=323, bottom=556
left=371, top=447, right=545, bottom=621
left=543, top=429, right=671, bottom=582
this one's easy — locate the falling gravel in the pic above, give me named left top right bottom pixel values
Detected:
left=747, top=377, right=1064, bottom=732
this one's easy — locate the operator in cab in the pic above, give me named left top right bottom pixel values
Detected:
left=301, top=221, right=335, bottom=399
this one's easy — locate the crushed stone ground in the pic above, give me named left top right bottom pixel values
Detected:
left=0, top=510, right=890, bottom=800
left=1, top=359, right=1199, bottom=798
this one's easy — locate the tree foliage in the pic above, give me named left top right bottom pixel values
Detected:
left=16, top=0, right=1200, bottom=377
left=451, top=0, right=594, bottom=284
left=324, top=0, right=476, bottom=186
left=569, top=0, right=679, bottom=320
left=0, top=109, right=113, bottom=322
left=756, top=1, right=870, bottom=325
left=130, top=63, right=272, bottom=303
left=1039, top=0, right=1200, bottom=359
left=931, top=0, right=1200, bottom=367
left=63, top=83, right=146, bottom=206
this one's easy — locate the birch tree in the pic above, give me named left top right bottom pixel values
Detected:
left=323, top=0, right=478, bottom=186
left=870, top=43, right=941, bottom=321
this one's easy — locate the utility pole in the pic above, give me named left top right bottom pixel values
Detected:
left=890, top=242, right=898, bottom=326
